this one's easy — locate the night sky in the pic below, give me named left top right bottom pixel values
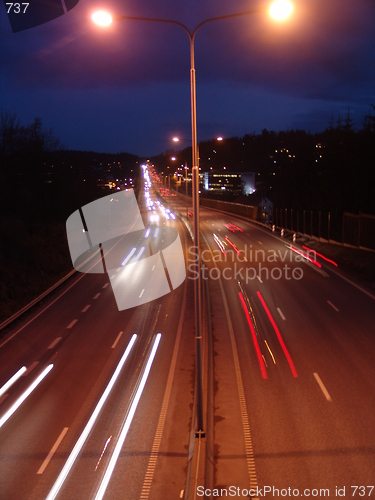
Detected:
left=1, top=0, right=374, bottom=156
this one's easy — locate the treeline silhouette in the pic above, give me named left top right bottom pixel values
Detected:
left=0, top=110, right=139, bottom=321
left=0, top=110, right=138, bottom=224
left=153, top=107, right=375, bottom=216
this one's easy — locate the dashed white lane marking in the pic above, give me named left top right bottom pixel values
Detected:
left=257, top=276, right=263, bottom=284
left=258, top=241, right=263, bottom=245
left=111, top=331, right=123, bottom=349
left=314, top=373, right=332, bottom=402
left=67, top=319, right=78, bottom=329
left=37, top=427, right=69, bottom=475
left=139, top=289, right=145, bottom=298
left=82, top=305, right=91, bottom=313
left=327, top=301, right=339, bottom=312
left=277, top=308, right=286, bottom=320
left=152, top=265, right=155, bottom=271
left=110, top=275, right=116, bottom=279
left=48, top=337, right=62, bottom=350
left=102, top=283, right=109, bottom=289
left=93, top=293, right=101, bottom=300
left=23, top=361, right=39, bottom=376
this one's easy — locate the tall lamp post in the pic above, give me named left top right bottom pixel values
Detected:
left=172, top=136, right=192, bottom=217
left=92, top=0, right=293, bottom=433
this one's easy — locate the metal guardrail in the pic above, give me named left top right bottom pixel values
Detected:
left=199, top=198, right=259, bottom=221
left=0, top=248, right=101, bottom=332
left=274, top=208, right=375, bottom=252
left=342, top=212, right=375, bottom=250
left=0, top=268, right=76, bottom=332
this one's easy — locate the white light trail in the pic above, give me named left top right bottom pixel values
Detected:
left=133, top=246, right=145, bottom=263
left=0, top=364, right=53, bottom=429
left=45, top=335, right=137, bottom=500
left=0, top=366, right=27, bottom=397
left=121, top=247, right=137, bottom=266
left=94, top=333, right=161, bottom=500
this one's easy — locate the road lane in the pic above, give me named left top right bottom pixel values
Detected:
left=0, top=188, right=195, bottom=500
left=198, top=207, right=375, bottom=494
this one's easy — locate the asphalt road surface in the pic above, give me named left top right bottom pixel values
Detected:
left=1, top=181, right=374, bottom=500
left=197, top=206, right=375, bottom=498
left=0, top=185, right=195, bottom=500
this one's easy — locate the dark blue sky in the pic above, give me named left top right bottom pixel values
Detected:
left=1, top=0, right=374, bottom=156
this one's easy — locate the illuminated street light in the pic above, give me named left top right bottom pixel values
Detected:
left=216, top=136, right=223, bottom=141
left=92, top=11, right=113, bottom=26
left=269, top=0, right=293, bottom=21
left=92, top=1, right=293, bottom=435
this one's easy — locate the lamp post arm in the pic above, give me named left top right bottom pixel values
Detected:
left=191, top=8, right=265, bottom=46
left=115, top=8, right=265, bottom=67
left=115, top=14, right=193, bottom=39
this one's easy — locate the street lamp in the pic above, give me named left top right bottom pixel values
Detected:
left=170, top=137, right=189, bottom=211
left=269, top=0, right=293, bottom=21
left=92, top=1, right=293, bottom=433
left=91, top=11, right=112, bottom=26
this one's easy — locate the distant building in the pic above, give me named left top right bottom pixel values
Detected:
left=235, top=193, right=273, bottom=223
left=202, top=171, right=256, bottom=195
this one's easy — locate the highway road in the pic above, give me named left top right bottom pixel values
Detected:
left=1, top=169, right=375, bottom=499
left=196, top=206, right=375, bottom=497
left=0, top=179, right=195, bottom=500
